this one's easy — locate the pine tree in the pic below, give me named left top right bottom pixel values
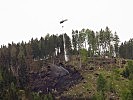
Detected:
left=113, top=32, right=120, bottom=57
left=18, top=57, right=29, bottom=89
left=72, top=30, right=78, bottom=54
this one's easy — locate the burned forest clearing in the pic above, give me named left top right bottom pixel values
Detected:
left=1, top=27, right=133, bottom=99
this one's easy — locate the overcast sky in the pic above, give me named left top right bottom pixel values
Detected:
left=0, top=0, right=133, bottom=45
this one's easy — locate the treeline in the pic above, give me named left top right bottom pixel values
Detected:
left=2, top=27, right=133, bottom=66
left=119, top=39, right=133, bottom=59
left=72, top=27, right=119, bottom=57
left=0, top=33, right=71, bottom=61
left=0, top=26, right=120, bottom=64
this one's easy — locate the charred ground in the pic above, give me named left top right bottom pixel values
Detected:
left=29, top=64, right=83, bottom=97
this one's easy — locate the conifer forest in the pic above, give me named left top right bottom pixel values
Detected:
left=1, top=27, right=133, bottom=100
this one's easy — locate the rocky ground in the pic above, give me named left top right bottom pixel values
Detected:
left=29, top=64, right=83, bottom=98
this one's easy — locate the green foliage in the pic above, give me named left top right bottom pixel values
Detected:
left=31, top=38, right=40, bottom=59
left=113, top=32, right=120, bottom=57
left=64, top=33, right=72, bottom=55
left=31, top=92, right=53, bottom=100
left=119, top=39, right=133, bottom=59
left=0, top=66, right=18, bottom=100
left=71, top=27, right=118, bottom=57
left=0, top=26, right=133, bottom=99
left=113, top=68, right=120, bottom=80
left=10, top=44, right=17, bottom=58
left=32, top=92, right=41, bottom=100
left=121, top=89, right=132, bottom=100
left=128, top=61, right=133, bottom=79
left=72, top=30, right=78, bottom=52
left=10, top=44, right=17, bottom=66
left=107, top=79, right=116, bottom=93
left=18, top=45, right=25, bottom=59
left=97, top=74, right=106, bottom=92
left=18, top=57, right=29, bottom=89
left=129, top=80, right=133, bottom=98
left=47, top=93, right=53, bottom=100
left=94, top=91, right=105, bottom=100
left=80, top=48, right=88, bottom=63
left=122, top=66, right=130, bottom=78
left=122, top=60, right=133, bottom=79
left=129, top=73, right=133, bottom=80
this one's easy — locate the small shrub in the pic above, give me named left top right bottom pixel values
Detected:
left=97, top=74, right=106, bottom=92
left=121, top=89, right=132, bottom=100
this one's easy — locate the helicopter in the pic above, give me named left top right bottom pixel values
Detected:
left=60, top=19, right=68, bottom=24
